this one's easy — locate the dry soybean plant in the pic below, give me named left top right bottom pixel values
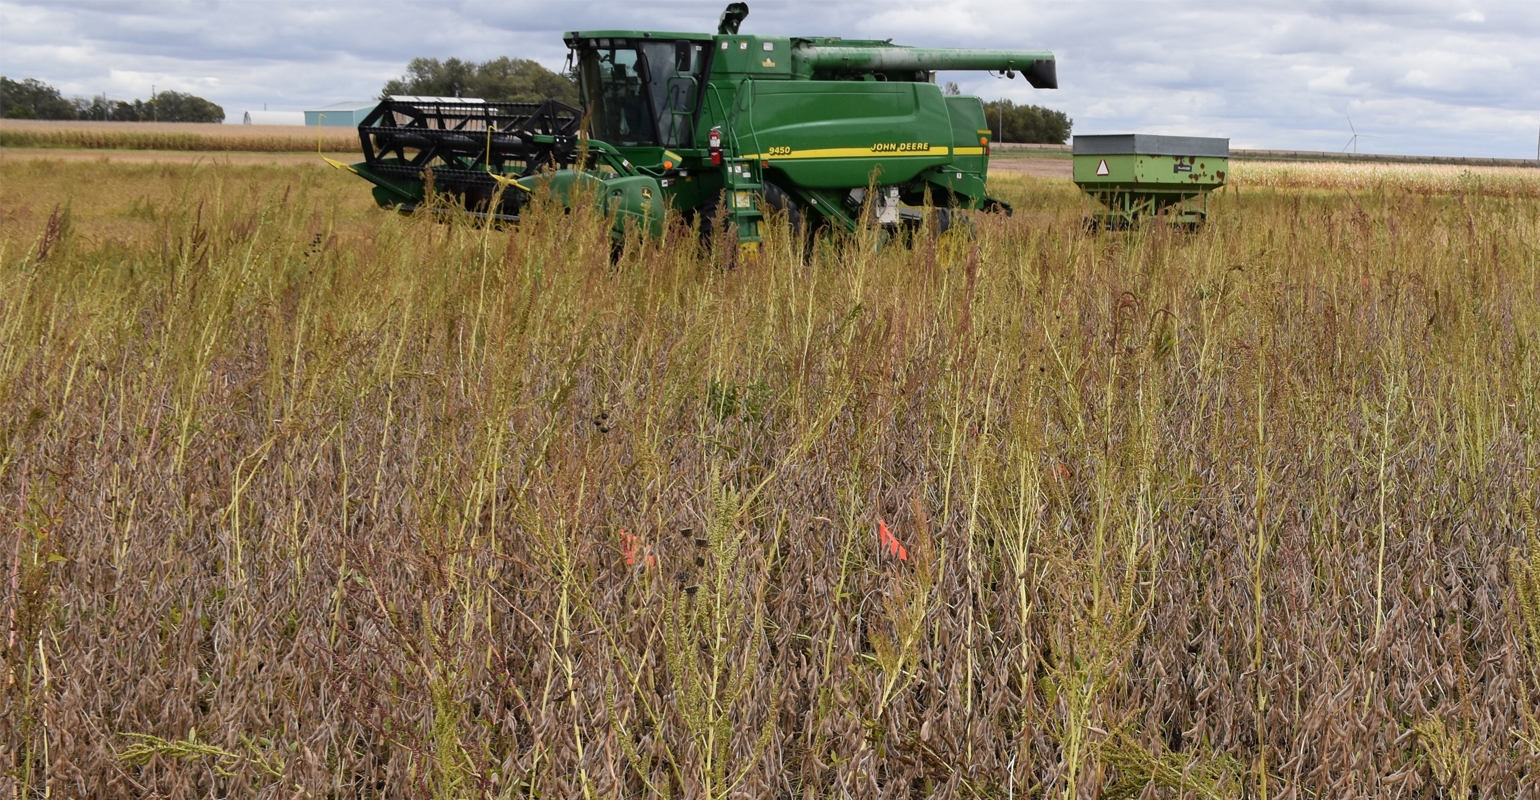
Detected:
left=1, top=162, right=1538, bottom=798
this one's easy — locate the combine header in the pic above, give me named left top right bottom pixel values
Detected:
left=344, top=2, right=1056, bottom=256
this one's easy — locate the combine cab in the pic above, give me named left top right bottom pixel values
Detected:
left=344, top=3, right=1057, bottom=256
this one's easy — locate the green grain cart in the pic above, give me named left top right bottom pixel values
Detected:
left=342, top=2, right=1056, bottom=257
left=1072, top=134, right=1229, bottom=229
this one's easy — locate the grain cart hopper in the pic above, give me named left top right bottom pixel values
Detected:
left=1073, top=134, right=1229, bottom=229
left=342, top=2, right=1057, bottom=257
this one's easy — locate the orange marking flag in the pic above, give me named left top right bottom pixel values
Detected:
left=621, top=529, right=656, bottom=568
left=877, top=519, right=908, bottom=561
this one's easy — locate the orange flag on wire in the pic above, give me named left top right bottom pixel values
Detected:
left=877, top=519, right=908, bottom=561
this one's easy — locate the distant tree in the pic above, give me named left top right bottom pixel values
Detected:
left=75, top=90, right=222, bottom=122
left=72, top=95, right=104, bottom=120
left=982, top=99, right=1072, bottom=144
left=76, top=96, right=140, bottom=121
left=148, top=90, right=225, bottom=123
left=4, top=78, right=224, bottom=122
left=383, top=57, right=579, bottom=105
left=1, top=77, right=80, bottom=119
left=943, top=81, right=961, bottom=96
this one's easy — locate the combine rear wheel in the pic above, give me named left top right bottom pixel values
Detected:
left=900, top=206, right=968, bottom=239
left=694, top=186, right=792, bottom=266
left=761, top=182, right=803, bottom=237
left=697, top=182, right=802, bottom=240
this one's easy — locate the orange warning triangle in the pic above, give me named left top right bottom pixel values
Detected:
left=1095, top=159, right=1109, bottom=176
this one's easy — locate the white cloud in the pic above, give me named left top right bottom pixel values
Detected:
left=1302, top=67, right=1366, bottom=94
left=106, top=68, right=219, bottom=95
left=1, top=0, right=1536, bottom=157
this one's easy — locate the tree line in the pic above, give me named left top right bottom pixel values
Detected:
left=981, top=99, right=1072, bottom=144
left=1, top=77, right=225, bottom=123
left=382, top=57, right=578, bottom=105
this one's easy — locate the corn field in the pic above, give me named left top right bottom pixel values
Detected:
left=2, top=160, right=1539, bottom=798
left=0, top=120, right=357, bottom=153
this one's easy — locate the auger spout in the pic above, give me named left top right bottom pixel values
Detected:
left=791, top=45, right=1057, bottom=88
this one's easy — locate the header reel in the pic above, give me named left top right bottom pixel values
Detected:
left=356, top=96, right=582, bottom=220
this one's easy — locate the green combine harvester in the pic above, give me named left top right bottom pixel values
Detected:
left=343, top=2, right=1056, bottom=257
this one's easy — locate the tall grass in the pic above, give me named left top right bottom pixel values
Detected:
left=1, top=163, right=1538, bottom=798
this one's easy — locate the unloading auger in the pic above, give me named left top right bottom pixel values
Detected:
left=344, top=3, right=1056, bottom=257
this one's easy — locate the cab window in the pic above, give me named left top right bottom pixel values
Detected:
left=578, top=45, right=654, bottom=146
left=576, top=40, right=707, bottom=148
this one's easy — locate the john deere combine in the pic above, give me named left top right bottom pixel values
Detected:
left=345, top=3, right=1056, bottom=256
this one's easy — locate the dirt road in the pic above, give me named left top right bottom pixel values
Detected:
left=987, top=157, right=1072, bottom=179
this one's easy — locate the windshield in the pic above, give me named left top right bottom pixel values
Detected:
left=639, top=41, right=706, bottom=148
left=577, top=40, right=706, bottom=148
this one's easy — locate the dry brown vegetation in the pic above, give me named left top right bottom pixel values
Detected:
left=1230, top=161, right=1540, bottom=197
left=0, top=119, right=357, bottom=153
left=2, top=160, right=1539, bottom=799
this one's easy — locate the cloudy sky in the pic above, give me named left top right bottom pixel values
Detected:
left=2, top=0, right=1536, bottom=157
